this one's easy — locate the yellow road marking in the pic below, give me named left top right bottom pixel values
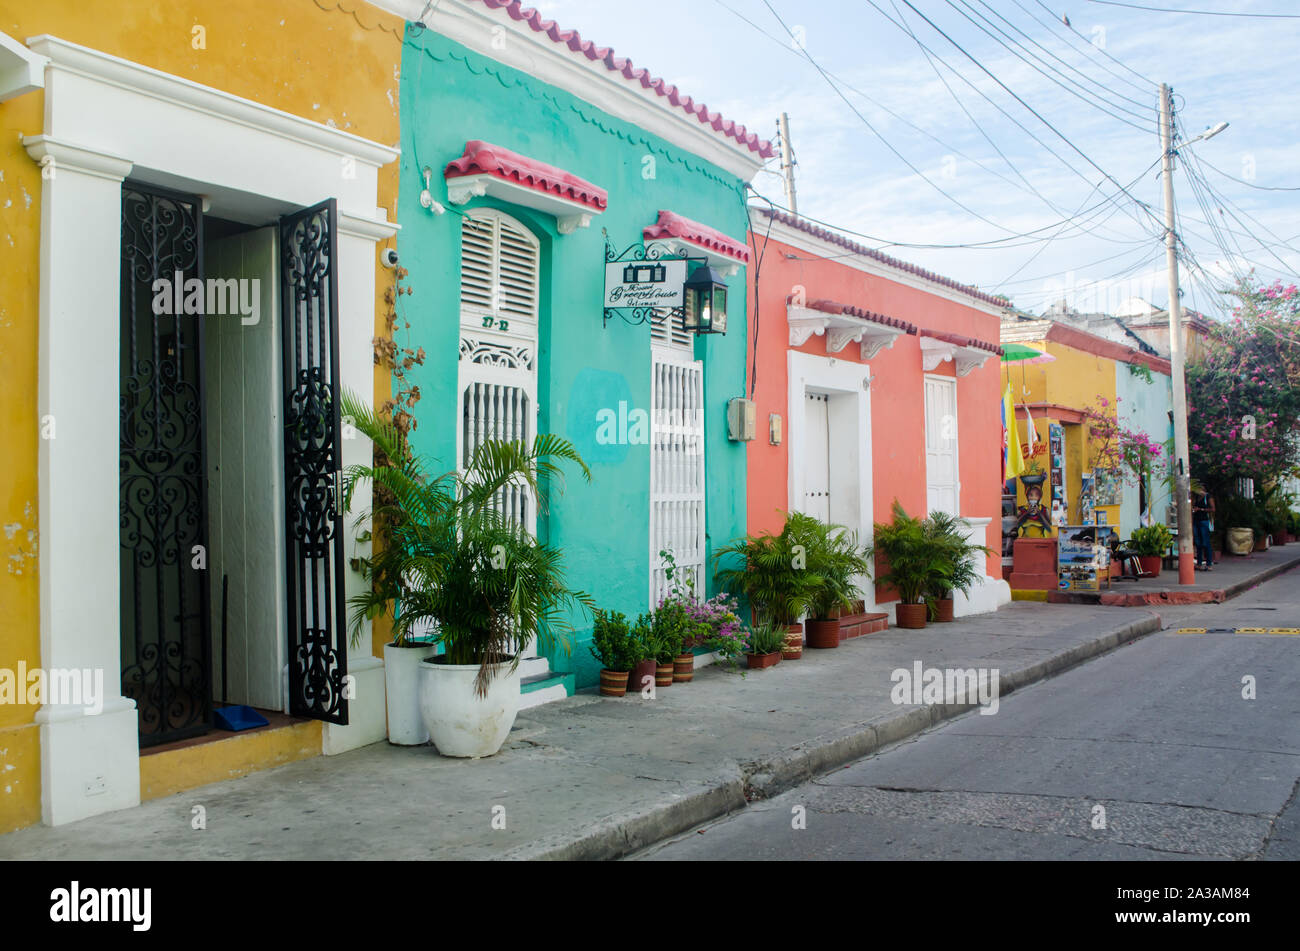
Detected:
left=1235, top=627, right=1268, bottom=634
left=1266, top=628, right=1300, bottom=635
left=1175, top=627, right=1207, bottom=634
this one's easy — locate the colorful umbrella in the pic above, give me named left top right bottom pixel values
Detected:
left=1001, top=342, right=1055, bottom=364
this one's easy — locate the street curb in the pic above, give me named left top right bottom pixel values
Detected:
left=1221, top=552, right=1300, bottom=600
left=520, top=612, right=1163, bottom=860
left=742, top=614, right=1162, bottom=802
left=500, top=776, right=748, bottom=861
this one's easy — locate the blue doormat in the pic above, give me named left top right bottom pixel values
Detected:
left=213, top=705, right=270, bottom=732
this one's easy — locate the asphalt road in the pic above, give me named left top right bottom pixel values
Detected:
left=637, top=568, right=1300, bottom=861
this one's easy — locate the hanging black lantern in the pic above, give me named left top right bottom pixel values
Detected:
left=683, top=263, right=728, bottom=335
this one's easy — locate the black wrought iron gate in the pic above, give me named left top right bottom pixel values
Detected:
left=120, top=183, right=212, bottom=746
left=280, top=199, right=349, bottom=725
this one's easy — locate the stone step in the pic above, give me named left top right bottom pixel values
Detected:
left=519, top=671, right=574, bottom=710
left=519, top=655, right=550, bottom=679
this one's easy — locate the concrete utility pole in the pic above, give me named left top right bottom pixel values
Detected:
left=778, top=112, right=798, bottom=214
left=1160, top=82, right=1194, bottom=585
left=1159, top=84, right=1228, bottom=585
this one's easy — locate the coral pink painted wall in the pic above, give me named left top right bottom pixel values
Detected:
left=745, top=233, right=1004, bottom=593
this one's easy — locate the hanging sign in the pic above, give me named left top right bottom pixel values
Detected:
left=604, top=259, right=687, bottom=309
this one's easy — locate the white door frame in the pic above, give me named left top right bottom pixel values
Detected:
left=23, top=35, right=398, bottom=825
left=787, top=351, right=874, bottom=609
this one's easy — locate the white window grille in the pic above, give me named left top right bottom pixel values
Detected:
left=650, top=346, right=705, bottom=606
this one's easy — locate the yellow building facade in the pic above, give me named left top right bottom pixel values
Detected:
left=0, top=0, right=402, bottom=833
left=1001, top=319, right=1173, bottom=538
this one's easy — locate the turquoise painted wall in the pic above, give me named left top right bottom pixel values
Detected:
left=1116, top=364, right=1174, bottom=539
left=397, top=29, right=751, bottom=689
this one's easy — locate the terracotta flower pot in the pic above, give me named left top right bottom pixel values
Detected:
left=745, top=651, right=781, bottom=670
left=628, top=659, right=657, bottom=697
left=1254, top=536, right=1270, bottom=552
left=934, top=598, right=955, bottom=622
left=895, top=602, right=928, bottom=629
left=655, top=663, right=674, bottom=687
left=805, top=618, right=840, bottom=649
left=1137, top=555, right=1162, bottom=577
left=673, top=653, right=695, bottom=682
left=599, top=669, right=629, bottom=698
left=782, top=624, right=803, bottom=660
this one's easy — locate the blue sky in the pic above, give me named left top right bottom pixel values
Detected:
left=530, top=0, right=1300, bottom=319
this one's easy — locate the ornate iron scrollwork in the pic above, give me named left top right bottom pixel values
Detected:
left=119, top=183, right=212, bottom=747
left=280, top=198, right=349, bottom=726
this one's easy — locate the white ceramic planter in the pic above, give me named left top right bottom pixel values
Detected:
left=384, top=641, right=438, bottom=745
left=419, top=658, right=521, bottom=758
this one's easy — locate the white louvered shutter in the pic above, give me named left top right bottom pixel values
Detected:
left=458, top=211, right=540, bottom=536
left=650, top=344, right=705, bottom=607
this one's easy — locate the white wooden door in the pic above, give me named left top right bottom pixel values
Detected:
left=804, top=392, right=831, bottom=522
left=925, top=376, right=959, bottom=516
left=650, top=345, right=705, bottom=606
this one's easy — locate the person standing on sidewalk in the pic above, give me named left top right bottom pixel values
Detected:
left=1192, top=485, right=1215, bottom=571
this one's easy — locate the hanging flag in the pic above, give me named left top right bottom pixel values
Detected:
left=1003, top=384, right=1025, bottom=480
left=1024, top=401, right=1037, bottom=457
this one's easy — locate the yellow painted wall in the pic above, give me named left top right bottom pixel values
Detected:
left=140, top=720, right=323, bottom=802
left=1005, top=337, right=1122, bottom=529
left=0, top=0, right=402, bottom=833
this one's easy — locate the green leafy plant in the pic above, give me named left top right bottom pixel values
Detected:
left=924, top=510, right=994, bottom=605
left=1129, top=524, right=1174, bottom=557
left=627, top=614, right=655, bottom=665
left=713, top=511, right=825, bottom=625
left=745, top=617, right=786, bottom=656
left=340, top=390, right=594, bottom=696
left=589, top=609, right=634, bottom=672
left=650, top=601, right=686, bottom=663
left=864, top=501, right=950, bottom=605
left=1219, top=494, right=1264, bottom=540
left=792, top=512, right=872, bottom=621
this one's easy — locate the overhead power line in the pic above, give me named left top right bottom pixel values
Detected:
left=1086, top=0, right=1300, bottom=18
left=942, top=0, right=1160, bottom=132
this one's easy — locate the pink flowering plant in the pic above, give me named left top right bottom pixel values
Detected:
left=1187, top=277, right=1300, bottom=494
left=656, top=549, right=746, bottom=662
left=1081, top=396, right=1170, bottom=489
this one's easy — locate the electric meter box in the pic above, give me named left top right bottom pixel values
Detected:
left=727, top=397, right=756, bottom=441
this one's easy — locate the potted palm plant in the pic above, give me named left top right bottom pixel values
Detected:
left=924, top=511, right=994, bottom=622
left=341, top=392, right=593, bottom=759
left=795, top=512, right=872, bottom=649
left=865, top=502, right=946, bottom=630
left=1130, top=524, right=1173, bottom=577
left=714, top=512, right=824, bottom=655
left=744, top=617, right=786, bottom=669
left=591, top=609, right=634, bottom=697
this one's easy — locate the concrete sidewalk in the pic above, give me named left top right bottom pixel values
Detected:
left=0, top=602, right=1166, bottom=861
left=1048, top=544, right=1300, bottom=606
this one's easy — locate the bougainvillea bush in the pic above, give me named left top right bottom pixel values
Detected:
left=1187, top=278, right=1300, bottom=495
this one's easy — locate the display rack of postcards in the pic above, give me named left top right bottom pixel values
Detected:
left=1079, top=471, right=1095, bottom=526
left=1048, top=422, right=1067, bottom=527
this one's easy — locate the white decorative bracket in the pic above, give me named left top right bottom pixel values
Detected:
left=445, top=173, right=602, bottom=234
left=647, top=238, right=744, bottom=279
left=788, top=304, right=906, bottom=357
left=920, top=336, right=994, bottom=377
